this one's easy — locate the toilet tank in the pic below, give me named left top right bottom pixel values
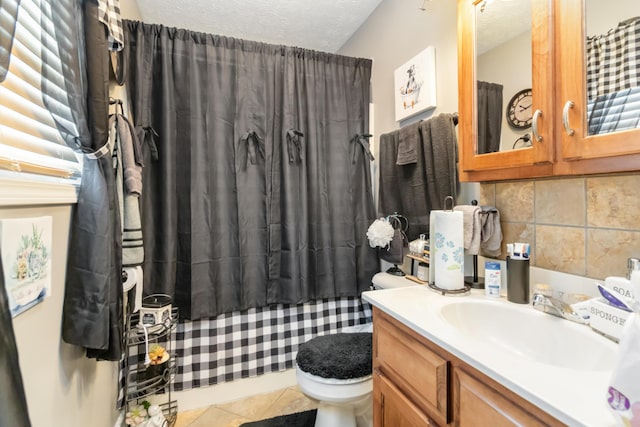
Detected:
left=371, top=272, right=416, bottom=290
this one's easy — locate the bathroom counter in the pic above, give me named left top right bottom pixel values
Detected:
left=362, top=285, right=619, bottom=427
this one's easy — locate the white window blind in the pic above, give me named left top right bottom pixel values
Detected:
left=0, top=0, right=82, bottom=185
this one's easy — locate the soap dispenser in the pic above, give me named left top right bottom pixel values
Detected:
left=604, top=260, right=637, bottom=301
left=628, top=257, right=640, bottom=304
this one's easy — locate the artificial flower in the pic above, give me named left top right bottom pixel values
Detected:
left=125, top=405, right=148, bottom=426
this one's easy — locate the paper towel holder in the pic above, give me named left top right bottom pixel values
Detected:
left=444, top=195, right=454, bottom=211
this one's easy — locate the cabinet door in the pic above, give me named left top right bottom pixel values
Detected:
left=457, top=0, right=555, bottom=180
left=454, top=368, right=562, bottom=427
left=557, top=0, right=640, bottom=161
left=374, top=370, right=439, bottom=427
left=374, top=310, right=450, bottom=425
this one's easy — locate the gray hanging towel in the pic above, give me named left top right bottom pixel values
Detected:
left=378, top=127, right=430, bottom=241
left=480, top=206, right=502, bottom=258
left=396, top=121, right=421, bottom=165
left=379, top=228, right=407, bottom=265
left=109, top=110, right=144, bottom=267
left=420, top=113, right=458, bottom=210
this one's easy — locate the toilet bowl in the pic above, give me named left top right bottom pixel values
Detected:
left=296, top=366, right=372, bottom=427
left=295, top=272, right=413, bottom=427
left=295, top=332, right=373, bottom=427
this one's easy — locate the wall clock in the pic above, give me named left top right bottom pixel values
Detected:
left=506, top=88, right=533, bottom=129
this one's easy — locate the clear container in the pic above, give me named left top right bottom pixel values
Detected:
left=417, top=262, right=429, bottom=282
left=410, top=233, right=429, bottom=258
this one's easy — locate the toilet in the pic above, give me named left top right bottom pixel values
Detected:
left=296, top=332, right=373, bottom=427
left=295, top=272, right=414, bottom=427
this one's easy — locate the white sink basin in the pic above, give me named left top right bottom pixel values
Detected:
left=439, top=299, right=617, bottom=371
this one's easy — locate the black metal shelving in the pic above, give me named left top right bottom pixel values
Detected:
left=123, top=307, right=179, bottom=426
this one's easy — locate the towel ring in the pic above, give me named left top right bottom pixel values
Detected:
left=387, top=213, right=408, bottom=231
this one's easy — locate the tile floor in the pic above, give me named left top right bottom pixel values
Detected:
left=174, top=386, right=319, bottom=427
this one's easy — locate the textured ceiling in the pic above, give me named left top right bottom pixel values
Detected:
left=476, top=0, right=531, bottom=55
left=134, top=0, right=384, bottom=53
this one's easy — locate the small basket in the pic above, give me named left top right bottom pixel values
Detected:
left=139, top=294, right=172, bottom=328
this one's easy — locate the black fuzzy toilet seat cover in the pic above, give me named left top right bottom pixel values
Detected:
left=296, top=332, right=372, bottom=379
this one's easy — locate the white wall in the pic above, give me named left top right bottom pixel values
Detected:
left=1, top=204, right=119, bottom=427
left=338, top=0, right=477, bottom=208
left=339, top=0, right=478, bottom=276
left=120, top=0, right=142, bottom=20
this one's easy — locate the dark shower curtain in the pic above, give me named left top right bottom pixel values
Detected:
left=123, top=21, right=378, bottom=319
left=477, top=80, right=503, bottom=154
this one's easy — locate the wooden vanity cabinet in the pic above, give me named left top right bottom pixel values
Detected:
left=454, top=367, right=564, bottom=427
left=373, top=309, right=450, bottom=426
left=372, top=307, right=565, bottom=427
left=458, top=0, right=640, bottom=182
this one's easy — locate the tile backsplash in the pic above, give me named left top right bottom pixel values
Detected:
left=480, top=174, right=640, bottom=280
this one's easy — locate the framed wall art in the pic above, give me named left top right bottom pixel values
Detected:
left=394, top=46, right=437, bottom=122
left=1, top=216, right=52, bottom=317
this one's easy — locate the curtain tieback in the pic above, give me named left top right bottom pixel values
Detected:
left=286, top=129, right=304, bottom=163
left=136, top=125, right=159, bottom=160
left=351, top=133, right=374, bottom=164
left=241, top=131, right=265, bottom=167
left=81, top=136, right=112, bottom=160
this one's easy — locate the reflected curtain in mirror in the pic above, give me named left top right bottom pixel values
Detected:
left=476, top=80, right=503, bottom=154
left=586, top=17, right=640, bottom=135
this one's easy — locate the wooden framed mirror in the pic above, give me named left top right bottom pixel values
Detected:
left=457, top=0, right=554, bottom=180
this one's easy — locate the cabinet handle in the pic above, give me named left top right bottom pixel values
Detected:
left=562, top=101, right=575, bottom=136
left=532, top=109, right=543, bottom=142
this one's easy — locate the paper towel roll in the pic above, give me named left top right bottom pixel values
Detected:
left=123, top=266, right=144, bottom=312
left=429, top=210, right=465, bottom=290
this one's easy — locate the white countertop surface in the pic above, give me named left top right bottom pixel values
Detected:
left=362, top=285, right=620, bottom=427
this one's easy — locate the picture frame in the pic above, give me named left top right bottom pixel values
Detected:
left=394, top=46, right=437, bottom=122
left=1, top=217, right=52, bottom=317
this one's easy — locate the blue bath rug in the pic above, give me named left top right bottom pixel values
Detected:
left=239, top=410, right=317, bottom=427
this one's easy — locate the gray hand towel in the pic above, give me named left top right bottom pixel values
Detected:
left=454, top=205, right=481, bottom=255
left=480, top=206, right=502, bottom=257
left=396, top=121, right=421, bottom=165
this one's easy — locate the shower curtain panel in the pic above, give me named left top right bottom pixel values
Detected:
left=123, top=21, right=378, bottom=319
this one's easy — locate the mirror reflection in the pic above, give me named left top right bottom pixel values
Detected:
left=585, top=0, right=640, bottom=136
left=475, top=0, right=532, bottom=154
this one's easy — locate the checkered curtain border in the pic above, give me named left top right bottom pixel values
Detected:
left=174, top=296, right=372, bottom=390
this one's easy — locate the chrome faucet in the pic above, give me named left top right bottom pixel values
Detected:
left=531, top=293, right=588, bottom=324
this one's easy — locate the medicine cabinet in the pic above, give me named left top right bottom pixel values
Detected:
left=458, top=0, right=640, bottom=182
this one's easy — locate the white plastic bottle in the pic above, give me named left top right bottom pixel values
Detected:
left=485, top=261, right=501, bottom=297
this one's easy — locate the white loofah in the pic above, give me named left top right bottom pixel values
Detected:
left=367, top=218, right=395, bottom=248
